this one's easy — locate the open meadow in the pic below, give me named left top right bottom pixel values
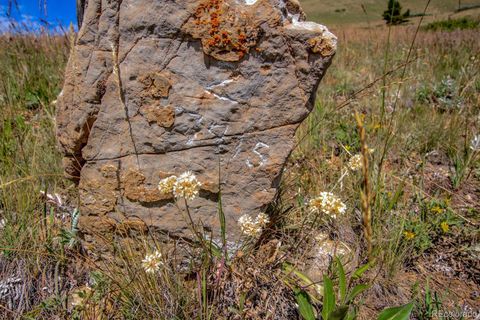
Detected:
left=0, top=3, right=479, bottom=319
left=301, top=0, right=480, bottom=26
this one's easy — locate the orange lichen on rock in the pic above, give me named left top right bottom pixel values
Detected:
left=139, top=72, right=171, bottom=98
left=143, top=104, right=175, bottom=128
left=183, top=0, right=260, bottom=61
left=79, top=165, right=118, bottom=215
left=307, top=36, right=336, bottom=57
left=122, top=169, right=173, bottom=203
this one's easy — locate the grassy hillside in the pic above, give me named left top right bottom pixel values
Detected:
left=0, top=15, right=479, bottom=320
left=300, top=0, right=480, bottom=26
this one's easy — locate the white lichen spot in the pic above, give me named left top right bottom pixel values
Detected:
left=244, top=0, right=258, bottom=5
left=187, top=113, right=203, bottom=126
left=253, top=142, right=270, bottom=166
left=186, top=133, right=199, bottom=146
left=208, top=124, right=228, bottom=137
left=204, top=90, right=238, bottom=104
left=284, top=14, right=337, bottom=50
left=232, top=141, right=243, bottom=159
left=206, top=79, right=234, bottom=90
left=174, top=106, right=184, bottom=114
left=244, top=143, right=270, bottom=168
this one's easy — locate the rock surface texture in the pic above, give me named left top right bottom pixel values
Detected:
left=56, top=0, right=336, bottom=245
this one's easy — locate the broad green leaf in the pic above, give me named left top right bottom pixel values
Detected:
left=346, top=284, right=369, bottom=303
left=282, top=262, right=321, bottom=301
left=294, top=288, right=316, bottom=320
left=322, top=275, right=335, bottom=320
left=377, top=302, right=414, bottom=320
left=335, top=257, right=347, bottom=303
left=283, top=263, right=315, bottom=286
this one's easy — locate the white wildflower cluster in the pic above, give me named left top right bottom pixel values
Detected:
left=470, top=134, right=480, bottom=152
left=157, top=175, right=177, bottom=194
left=174, top=171, right=202, bottom=200
left=158, top=171, right=202, bottom=201
left=238, top=212, right=270, bottom=237
left=142, top=250, right=163, bottom=273
left=347, top=154, right=363, bottom=171
left=309, top=192, right=346, bottom=218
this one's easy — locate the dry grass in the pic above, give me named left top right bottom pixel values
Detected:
left=286, top=23, right=479, bottom=318
left=299, top=0, right=480, bottom=26
left=0, top=15, right=479, bottom=320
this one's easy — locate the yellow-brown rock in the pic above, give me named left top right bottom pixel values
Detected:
left=56, top=0, right=336, bottom=244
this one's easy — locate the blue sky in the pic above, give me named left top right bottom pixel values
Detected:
left=0, top=0, right=76, bottom=31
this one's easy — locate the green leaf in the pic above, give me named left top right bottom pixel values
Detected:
left=345, top=308, right=357, bottom=320
left=217, top=191, right=226, bottom=248
left=346, top=284, right=369, bottom=303
left=335, top=257, right=347, bottom=303
left=239, top=292, right=246, bottom=312
left=294, top=288, right=316, bottom=320
left=283, top=263, right=317, bottom=287
left=329, top=306, right=349, bottom=320
left=322, top=275, right=335, bottom=320
left=334, top=128, right=348, bottom=141
left=387, top=181, right=405, bottom=211
left=202, top=270, right=208, bottom=316
left=207, top=240, right=222, bottom=258
left=425, top=284, right=432, bottom=315
left=377, top=302, right=414, bottom=320
left=282, top=262, right=322, bottom=303
left=217, top=160, right=227, bottom=255
left=352, top=262, right=371, bottom=280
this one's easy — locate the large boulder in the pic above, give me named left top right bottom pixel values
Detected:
left=56, top=0, right=336, bottom=246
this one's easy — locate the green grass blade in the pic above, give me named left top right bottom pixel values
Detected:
left=217, top=160, right=227, bottom=255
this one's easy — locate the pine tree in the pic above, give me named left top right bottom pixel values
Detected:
left=383, top=0, right=410, bottom=25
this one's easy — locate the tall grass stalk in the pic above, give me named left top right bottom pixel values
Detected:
left=355, top=113, right=373, bottom=261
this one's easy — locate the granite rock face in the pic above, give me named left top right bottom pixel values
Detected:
left=56, top=0, right=336, bottom=244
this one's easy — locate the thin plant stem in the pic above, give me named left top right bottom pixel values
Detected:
left=355, top=112, right=373, bottom=261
